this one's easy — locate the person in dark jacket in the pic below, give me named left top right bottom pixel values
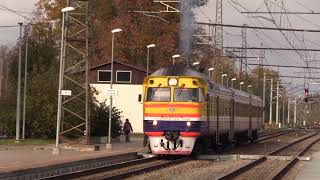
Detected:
left=123, top=119, right=133, bottom=142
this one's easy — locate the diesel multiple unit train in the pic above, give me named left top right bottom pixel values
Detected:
left=142, top=65, right=263, bottom=155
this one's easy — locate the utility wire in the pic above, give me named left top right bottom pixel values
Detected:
left=0, top=7, right=39, bottom=15
left=0, top=25, right=21, bottom=28
left=0, top=3, right=34, bottom=22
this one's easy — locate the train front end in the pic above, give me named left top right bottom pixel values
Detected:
left=143, top=76, right=207, bottom=155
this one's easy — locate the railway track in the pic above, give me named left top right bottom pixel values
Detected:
left=218, top=131, right=320, bottom=180
left=42, top=156, right=189, bottom=180
left=256, top=129, right=296, bottom=143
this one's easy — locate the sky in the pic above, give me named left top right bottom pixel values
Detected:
left=194, top=0, right=320, bottom=95
left=0, top=0, right=37, bottom=45
left=1, top=0, right=320, bottom=94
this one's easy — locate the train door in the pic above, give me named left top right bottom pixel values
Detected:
left=248, top=96, right=253, bottom=139
left=229, top=96, right=235, bottom=142
left=206, top=94, right=210, bottom=134
left=216, top=96, right=220, bottom=144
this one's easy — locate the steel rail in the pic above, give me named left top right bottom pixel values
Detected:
left=256, top=129, right=296, bottom=143
left=104, top=157, right=190, bottom=180
left=43, top=156, right=189, bottom=180
left=218, top=132, right=318, bottom=180
left=269, top=136, right=320, bottom=180
left=42, top=157, right=158, bottom=180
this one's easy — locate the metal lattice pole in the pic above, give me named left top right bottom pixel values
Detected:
left=58, top=0, right=91, bottom=146
left=241, top=24, right=247, bottom=81
left=214, top=0, right=223, bottom=78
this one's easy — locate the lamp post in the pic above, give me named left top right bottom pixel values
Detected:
left=247, top=85, right=252, bottom=93
left=107, top=28, right=123, bottom=150
left=240, top=81, right=244, bottom=91
left=15, top=22, right=23, bottom=143
left=208, top=68, right=214, bottom=79
left=231, top=78, right=236, bottom=88
left=172, top=54, right=180, bottom=66
left=192, top=61, right=200, bottom=70
left=222, top=74, right=227, bottom=85
left=146, top=44, right=156, bottom=76
left=192, top=61, right=200, bottom=66
left=54, top=6, right=75, bottom=155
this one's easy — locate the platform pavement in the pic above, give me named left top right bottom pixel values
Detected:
left=0, top=136, right=147, bottom=172
left=296, top=151, right=320, bottom=180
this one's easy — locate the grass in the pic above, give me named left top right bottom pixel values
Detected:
left=0, top=139, right=55, bottom=146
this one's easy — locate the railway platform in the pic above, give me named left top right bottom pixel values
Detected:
left=0, top=136, right=147, bottom=173
left=296, top=151, right=320, bottom=180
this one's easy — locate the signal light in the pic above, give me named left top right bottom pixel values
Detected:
left=304, top=98, right=309, bottom=103
left=304, top=88, right=309, bottom=96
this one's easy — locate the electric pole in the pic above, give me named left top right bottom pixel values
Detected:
left=15, top=22, right=23, bottom=142
left=214, top=0, right=223, bottom=78
left=282, top=96, right=285, bottom=127
left=269, top=79, right=273, bottom=124
left=287, top=99, right=290, bottom=124
left=241, top=24, right=248, bottom=80
left=22, top=31, right=28, bottom=140
left=276, top=81, right=279, bottom=126
left=294, top=97, right=297, bottom=126
left=262, top=73, right=266, bottom=122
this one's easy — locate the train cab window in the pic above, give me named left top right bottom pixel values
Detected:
left=174, top=88, right=200, bottom=102
left=146, top=87, right=171, bottom=102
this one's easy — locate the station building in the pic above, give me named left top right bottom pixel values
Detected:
left=90, top=61, right=147, bottom=133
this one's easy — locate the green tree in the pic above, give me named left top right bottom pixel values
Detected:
left=91, top=101, right=123, bottom=138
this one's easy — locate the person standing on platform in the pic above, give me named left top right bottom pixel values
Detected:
left=123, top=119, right=133, bottom=143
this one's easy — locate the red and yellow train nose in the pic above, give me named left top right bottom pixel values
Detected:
left=143, top=103, right=205, bottom=155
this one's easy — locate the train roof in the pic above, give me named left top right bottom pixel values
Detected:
left=151, top=65, right=261, bottom=101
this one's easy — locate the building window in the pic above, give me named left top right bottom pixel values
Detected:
left=98, top=70, right=111, bottom=82
left=116, top=71, right=132, bottom=83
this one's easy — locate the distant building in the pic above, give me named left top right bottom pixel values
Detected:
left=90, top=61, right=148, bottom=133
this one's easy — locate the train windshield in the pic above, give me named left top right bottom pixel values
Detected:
left=146, top=87, right=171, bottom=102
left=174, top=88, right=204, bottom=102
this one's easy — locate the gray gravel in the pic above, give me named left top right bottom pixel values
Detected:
left=128, top=160, right=250, bottom=180
left=128, top=130, right=314, bottom=180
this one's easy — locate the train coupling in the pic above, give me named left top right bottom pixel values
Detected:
left=160, top=139, right=183, bottom=151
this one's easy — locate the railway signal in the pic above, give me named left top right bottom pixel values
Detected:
left=304, top=88, right=309, bottom=103
left=304, top=88, right=309, bottom=96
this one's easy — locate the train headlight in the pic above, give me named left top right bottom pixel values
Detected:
left=153, top=120, right=158, bottom=126
left=168, top=78, right=178, bottom=86
left=186, top=121, right=191, bottom=127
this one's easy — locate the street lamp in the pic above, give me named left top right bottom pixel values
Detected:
left=222, top=74, right=227, bottom=85
left=146, top=44, right=156, bottom=76
left=172, top=54, right=180, bottom=66
left=192, top=61, right=200, bottom=71
left=54, top=6, right=75, bottom=155
left=192, top=61, right=200, bottom=66
left=208, top=68, right=214, bottom=79
left=247, top=84, right=252, bottom=93
left=231, top=78, right=237, bottom=88
left=107, top=28, right=123, bottom=150
left=240, top=81, right=244, bottom=91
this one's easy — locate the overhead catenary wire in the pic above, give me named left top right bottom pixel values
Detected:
left=228, top=0, right=291, bottom=72
left=228, top=0, right=301, bottom=67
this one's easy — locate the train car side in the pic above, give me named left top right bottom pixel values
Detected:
left=142, top=66, right=263, bottom=155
